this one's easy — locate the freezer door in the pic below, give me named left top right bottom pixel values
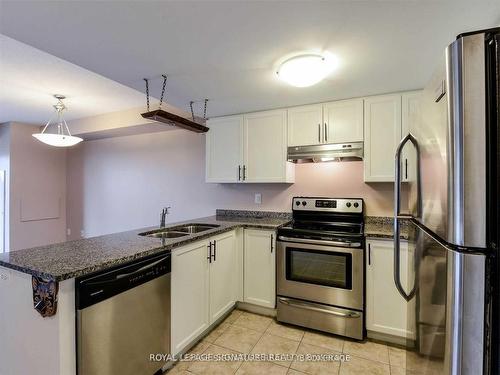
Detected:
left=416, top=32, right=487, bottom=248
left=402, top=220, right=486, bottom=375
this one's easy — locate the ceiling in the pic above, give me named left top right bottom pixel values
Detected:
left=0, top=35, right=146, bottom=124
left=1, top=1, right=499, bottom=121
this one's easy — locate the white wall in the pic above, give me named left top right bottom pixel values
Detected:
left=7, top=123, right=67, bottom=251
left=0, top=124, right=11, bottom=252
left=66, top=129, right=399, bottom=240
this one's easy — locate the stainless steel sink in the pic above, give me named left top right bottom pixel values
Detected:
left=139, top=230, right=188, bottom=239
left=139, top=223, right=219, bottom=238
left=174, top=224, right=220, bottom=234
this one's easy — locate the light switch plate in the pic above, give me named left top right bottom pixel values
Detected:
left=254, top=193, right=262, bottom=204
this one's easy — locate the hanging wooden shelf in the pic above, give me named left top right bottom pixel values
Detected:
left=141, top=109, right=209, bottom=133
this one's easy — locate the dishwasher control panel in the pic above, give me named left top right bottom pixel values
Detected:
left=76, top=252, right=171, bottom=310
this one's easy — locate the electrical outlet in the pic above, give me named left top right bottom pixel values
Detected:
left=67, top=228, right=71, bottom=236
left=254, top=193, right=262, bottom=204
left=80, top=230, right=85, bottom=238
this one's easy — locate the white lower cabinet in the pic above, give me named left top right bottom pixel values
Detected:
left=171, top=230, right=237, bottom=355
left=171, top=240, right=210, bottom=355
left=243, top=229, right=276, bottom=308
left=209, top=231, right=237, bottom=323
left=365, top=239, right=415, bottom=339
left=172, top=228, right=276, bottom=355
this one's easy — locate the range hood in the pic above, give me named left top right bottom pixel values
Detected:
left=287, top=142, right=363, bottom=163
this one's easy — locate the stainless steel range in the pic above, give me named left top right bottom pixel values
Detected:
left=276, top=197, right=364, bottom=340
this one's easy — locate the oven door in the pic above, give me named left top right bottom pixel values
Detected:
left=277, top=239, right=363, bottom=310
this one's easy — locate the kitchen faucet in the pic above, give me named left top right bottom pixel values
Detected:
left=160, top=207, right=171, bottom=228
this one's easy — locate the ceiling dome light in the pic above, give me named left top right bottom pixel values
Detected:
left=276, top=53, right=336, bottom=87
left=32, top=95, right=83, bottom=147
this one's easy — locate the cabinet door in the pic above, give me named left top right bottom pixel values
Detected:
left=243, top=110, right=289, bottom=182
left=206, top=115, right=244, bottom=183
left=171, top=240, right=210, bottom=355
left=324, top=98, right=364, bottom=143
left=243, top=229, right=276, bottom=308
left=287, top=104, right=323, bottom=146
left=363, top=94, right=402, bottom=182
left=366, top=240, right=415, bottom=338
left=209, top=231, right=237, bottom=324
left=401, top=91, right=421, bottom=183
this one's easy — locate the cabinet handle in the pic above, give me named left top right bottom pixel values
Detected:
left=270, top=234, right=274, bottom=253
left=243, top=165, right=246, bottom=180
left=207, top=242, right=212, bottom=263
left=318, top=124, right=321, bottom=143
left=405, top=159, right=408, bottom=180
left=368, top=243, right=371, bottom=265
left=238, top=165, right=241, bottom=181
left=213, top=240, right=217, bottom=262
left=324, top=123, right=328, bottom=143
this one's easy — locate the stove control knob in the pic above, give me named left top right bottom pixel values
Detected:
left=346, top=202, right=351, bottom=208
left=302, top=201, right=307, bottom=206
left=295, top=201, right=301, bottom=206
left=354, top=202, right=359, bottom=208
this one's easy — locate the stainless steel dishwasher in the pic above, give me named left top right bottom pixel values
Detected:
left=76, top=253, right=171, bottom=375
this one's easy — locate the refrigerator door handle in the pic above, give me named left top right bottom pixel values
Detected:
left=394, top=133, right=420, bottom=301
left=393, top=217, right=416, bottom=301
left=395, top=132, right=421, bottom=218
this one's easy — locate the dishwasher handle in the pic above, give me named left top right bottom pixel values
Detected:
left=76, top=253, right=171, bottom=310
left=115, top=256, right=168, bottom=280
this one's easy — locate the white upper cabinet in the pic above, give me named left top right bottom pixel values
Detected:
left=324, top=98, right=364, bottom=143
left=287, top=99, right=364, bottom=147
left=401, top=91, right=422, bottom=183
left=205, top=110, right=293, bottom=183
left=243, top=109, right=294, bottom=183
left=206, top=115, right=243, bottom=183
left=363, top=94, right=402, bottom=182
left=287, top=104, right=323, bottom=146
left=363, top=91, right=422, bottom=182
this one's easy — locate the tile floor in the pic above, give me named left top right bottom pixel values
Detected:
left=166, top=309, right=441, bottom=375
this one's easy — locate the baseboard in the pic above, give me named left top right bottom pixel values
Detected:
left=236, top=301, right=277, bottom=317
left=367, top=330, right=410, bottom=347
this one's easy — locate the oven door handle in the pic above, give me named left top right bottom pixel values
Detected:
left=277, top=236, right=361, bottom=248
left=278, top=297, right=361, bottom=318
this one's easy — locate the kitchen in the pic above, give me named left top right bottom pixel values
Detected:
left=0, top=1, right=499, bottom=375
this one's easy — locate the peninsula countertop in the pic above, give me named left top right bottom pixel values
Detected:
left=0, top=212, right=291, bottom=282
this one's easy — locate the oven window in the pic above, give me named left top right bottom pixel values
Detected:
left=286, top=247, right=352, bottom=289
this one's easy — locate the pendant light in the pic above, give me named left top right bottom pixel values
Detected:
left=32, top=95, right=83, bottom=147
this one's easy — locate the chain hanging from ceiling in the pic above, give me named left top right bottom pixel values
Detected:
left=189, top=99, right=209, bottom=121
left=140, top=75, right=209, bottom=133
left=143, top=75, right=208, bottom=121
left=143, top=74, right=168, bottom=112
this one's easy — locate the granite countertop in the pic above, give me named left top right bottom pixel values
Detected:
left=0, top=211, right=291, bottom=282
left=364, top=216, right=409, bottom=240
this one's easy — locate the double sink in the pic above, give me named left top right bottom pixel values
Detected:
left=139, top=223, right=220, bottom=239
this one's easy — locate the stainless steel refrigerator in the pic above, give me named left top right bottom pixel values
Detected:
left=394, top=28, right=500, bottom=375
